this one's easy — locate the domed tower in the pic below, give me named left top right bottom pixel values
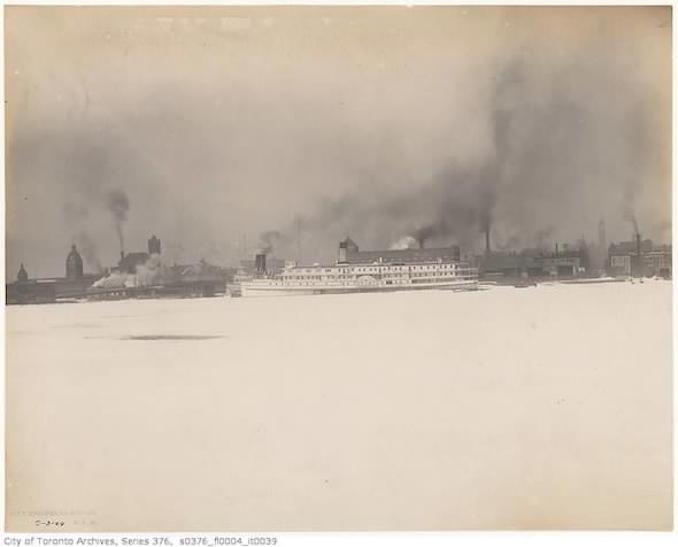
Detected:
left=66, top=244, right=84, bottom=279
left=17, top=263, right=28, bottom=283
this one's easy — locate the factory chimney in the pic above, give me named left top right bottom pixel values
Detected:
left=598, top=219, right=607, bottom=252
left=598, top=218, right=608, bottom=274
left=555, top=243, right=559, bottom=257
left=485, top=221, right=491, bottom=255
left=636, top=233, right=641, bottom=255
left=635, top=233, right=643, bottom=277
left=418, top=237, right=425, bottom=250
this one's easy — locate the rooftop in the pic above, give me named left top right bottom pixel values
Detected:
left=341, top=246, right=460, bottom=265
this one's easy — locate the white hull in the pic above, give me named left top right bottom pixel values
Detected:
left=240, top=278, right=478, bottom=297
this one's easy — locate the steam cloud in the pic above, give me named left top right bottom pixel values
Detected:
left=389, top=236, right=418, bottom=251
left=93, top=254, right=162, bottom=289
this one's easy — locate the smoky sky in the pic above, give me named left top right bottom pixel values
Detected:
left=107, top=188, right=130, bottom=254
left=5, top=6, right=671, bottom=277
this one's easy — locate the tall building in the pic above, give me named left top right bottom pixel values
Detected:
left=148, top=234, right=161, bottom=255
left=66, top=244, right=84, bottom=279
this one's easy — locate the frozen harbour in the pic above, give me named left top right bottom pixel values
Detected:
left=5, top=281, right=672, bottom=531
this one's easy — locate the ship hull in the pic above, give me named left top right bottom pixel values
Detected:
left=240, top=279, right=478, bottom=297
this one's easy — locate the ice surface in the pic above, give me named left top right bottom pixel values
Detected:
left=5, top=281, right=673, bottom=531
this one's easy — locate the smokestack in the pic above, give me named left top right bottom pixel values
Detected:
left=484, top=218, right=491, bottom=255
left=555, top=243, right=559, bottom=257
left=255, top=253, right=267, bottom=275
left=636, top=233, right=641, bottom=255
left=636, top=233, right=642, bottom=277
left=120, top=250, right=125, bottom=262
left=418, top=237, right=425, bottom=250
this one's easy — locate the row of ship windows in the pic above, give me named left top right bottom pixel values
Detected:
left=270, top=277, right=470, bottom=286
left=283, top=272, right=458, bottom=280
left=295, top=265, right=457, bottom=274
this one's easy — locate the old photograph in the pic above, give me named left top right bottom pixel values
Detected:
left=4, top=5, right=673, bottom=532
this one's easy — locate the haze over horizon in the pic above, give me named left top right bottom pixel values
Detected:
left=5, top=6, right=671, bottom=277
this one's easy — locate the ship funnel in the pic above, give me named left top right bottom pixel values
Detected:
left=255, top=253, right=267, bottom=275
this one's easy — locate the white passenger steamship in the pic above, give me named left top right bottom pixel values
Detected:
left=237, top=237, right=478, bottom=297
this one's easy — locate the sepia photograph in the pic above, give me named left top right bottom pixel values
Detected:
left=3, top=3, right=673, bottom=534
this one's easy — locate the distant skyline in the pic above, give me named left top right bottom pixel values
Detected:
left=5, top=6, right=672, bottom=278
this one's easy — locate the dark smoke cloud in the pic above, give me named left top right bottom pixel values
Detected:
left=107, top=189, right=130, bottom=222
left=275, top=46, right=668, bottom=261
left=623, top=207, right=640, bottom=237
left=4, top=7, right=670, bottom=275
left=413, top=226, right=435, bottom=249
left=258, top=229, right=286, bottom=255
left=107, top=189, right=130, bottom=254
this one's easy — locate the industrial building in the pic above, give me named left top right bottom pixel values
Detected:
left=533, top=249, right=584, bottom=277
left=479, top=244, right=585, bottom=281
left=337, top=237, right=461, bottom=264
left=115, top=234, right=163, bottom=274
left=608, top=236, right=671, bottom=278
left=480, top=254, right=538, bottom=280
left=118, top=252, right=150, bottom=274
left=89, top=234, right=231, bottom=298
left=159, top=260, right=230, bottom=297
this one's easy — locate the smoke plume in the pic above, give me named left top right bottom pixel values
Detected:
left=279, top=44, right=666, bottom=262
left=5, top=8, right=670, bottom=276
left=107, top=189, right=130, bottom=254
left=623, top=207, right=640, bottom=237
left=74, top=231, right=103, bottom=273
left=258, top=230, right=286, bottom=255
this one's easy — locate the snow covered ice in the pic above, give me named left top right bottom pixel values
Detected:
left=5, top=281, right=672, bottom=531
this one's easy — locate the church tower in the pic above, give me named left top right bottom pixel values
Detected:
left=66, top=244, right=84, bottom=279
